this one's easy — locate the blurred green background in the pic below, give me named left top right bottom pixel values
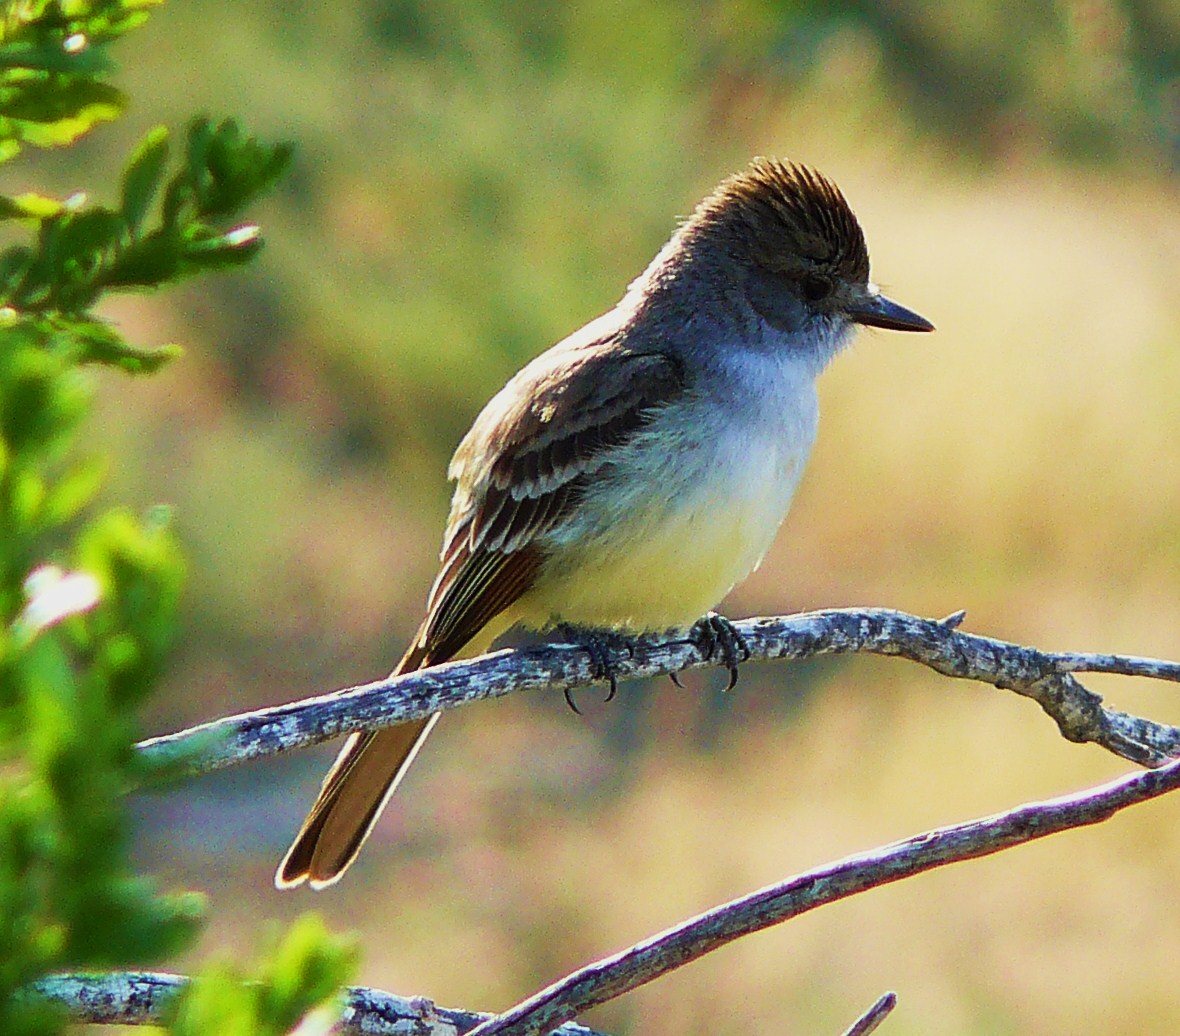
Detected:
left=13, top=0, right=1180, bottom=1032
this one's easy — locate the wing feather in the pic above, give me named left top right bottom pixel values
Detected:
left=418, top=329, right=687, bottom=658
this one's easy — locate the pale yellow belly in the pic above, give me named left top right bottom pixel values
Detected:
left=514, top=445, right=805, bottom=632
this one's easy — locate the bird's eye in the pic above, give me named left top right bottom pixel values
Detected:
left=800, top=273, right=832, bottom=302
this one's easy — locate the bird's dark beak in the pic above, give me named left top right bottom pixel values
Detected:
left=848, top=290, right=934, bottom=333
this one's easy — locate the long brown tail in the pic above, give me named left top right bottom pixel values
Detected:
left=275, top=645, right=437, bottom=890
left=276, top=543, right=532, bottom=889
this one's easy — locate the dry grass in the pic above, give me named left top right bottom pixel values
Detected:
left=85, top=13, right=1180, bottom=1029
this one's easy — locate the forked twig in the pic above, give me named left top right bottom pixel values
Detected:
left=24, top=971, right=607, bottom=1034
left=110, top=607, right=1180, bottom=1035
left=136, top=607, right=1180, bottom=777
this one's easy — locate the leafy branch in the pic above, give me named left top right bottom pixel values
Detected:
left=0, top=2, right=356, bottom=1034
left=0, top=114, right=291, bottom=372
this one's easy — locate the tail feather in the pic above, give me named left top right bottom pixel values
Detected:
left=275, top=638, right=438, bottom=890
left=276, top=607, right=518, bottom=890
left=275, top=716, right=438, bottom=889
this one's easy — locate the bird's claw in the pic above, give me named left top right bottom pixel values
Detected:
left=557, top=624, right=631, bottom=713
left=685, top=612, right=750, bottom=690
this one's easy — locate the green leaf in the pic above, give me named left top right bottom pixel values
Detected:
left=43, top=456, right=106, bottom=523
left=0, top=340, right=89, bottom=457
left=0, top=39, right=114, bottom=76
left=169, top=917, right=357, bottom=1036
left=56, top=208, right=123, bottom=259
left=55, top=317, right=183, bottom=374
left=184, top=117, right=212, bottom=194
left=181, top=224, right=263, bottom=271
left=101, top=228, right=181, bottom=289
left=42, top=208, right=124, bottom=312
left=66, top=0, right=166, bottom=44
left=186, top=117, right=293, bottom=220
left=120, top=125, right=168, bottom=235
left=75, top=507, right=186, bottom=697
left=0, top=79, right=125, bottom=149
left=256, top=915, right=357, bottom=1033
left=159, top=174, right=191, bottom=228
left=0, top=246, right=33, bottom=299
left=0, top=193, right=65, bottom=221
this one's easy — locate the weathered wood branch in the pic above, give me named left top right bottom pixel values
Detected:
left=465, top=757, right=1180, bottom=1036
left=24, top=970, right=607, bottom=1035
left=111, top=608, right=1180, bottom=1035
left=28, top=971, right=897, bottom=1035
left=137, top=607, right=1180, bottom=776
left=34, top=758, right=1180, bottom=1034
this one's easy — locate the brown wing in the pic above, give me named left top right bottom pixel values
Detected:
left=414, top=332, right=687, bottom=661
left=276, top=329, right=687, bottom=890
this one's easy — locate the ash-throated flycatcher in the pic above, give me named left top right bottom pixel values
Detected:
left=277, top=158, right=933, bottom=889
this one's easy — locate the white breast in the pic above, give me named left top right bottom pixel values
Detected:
left=522, top=347, right=819, bottom=631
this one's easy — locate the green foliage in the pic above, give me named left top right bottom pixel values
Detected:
left=168, top=917, right=358, bottom=1036
left=0, top=0, right=155, bottom=161
left=0, top=115, right=292, bottom=341
left=0, top=1, right=353, bottom=1034
left=0, top=3, right=292, bottom=376
left=0, top=325, right=203, bottom=1036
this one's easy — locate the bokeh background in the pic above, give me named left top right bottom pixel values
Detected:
left=15, top=1, right=1180, bottom=1032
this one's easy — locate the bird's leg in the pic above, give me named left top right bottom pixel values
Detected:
left=555, top=624, right=634, bottom=712
left=681, top=612, right=750, bottom=691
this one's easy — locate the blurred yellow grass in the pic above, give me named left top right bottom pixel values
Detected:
left=109, top=146, right=1180, bottom=1036
left=62, top=2, right=1180, bottom=1030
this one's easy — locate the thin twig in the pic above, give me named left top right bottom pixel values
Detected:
left=136, top=608, right=1180, bottom=776
left=462, top=757, right=1180, bottom=1036
left=842, top=992, right=897, bottom=1036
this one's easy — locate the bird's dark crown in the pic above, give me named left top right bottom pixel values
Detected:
left=685, top=157, right=870, bottom=286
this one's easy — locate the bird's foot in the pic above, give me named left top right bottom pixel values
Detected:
left=679, top=612, right=750, bottom=691
left=555, top=624, right=634, bottom=713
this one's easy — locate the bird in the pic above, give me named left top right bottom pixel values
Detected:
left=276, top=157, right=933, bottom=889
